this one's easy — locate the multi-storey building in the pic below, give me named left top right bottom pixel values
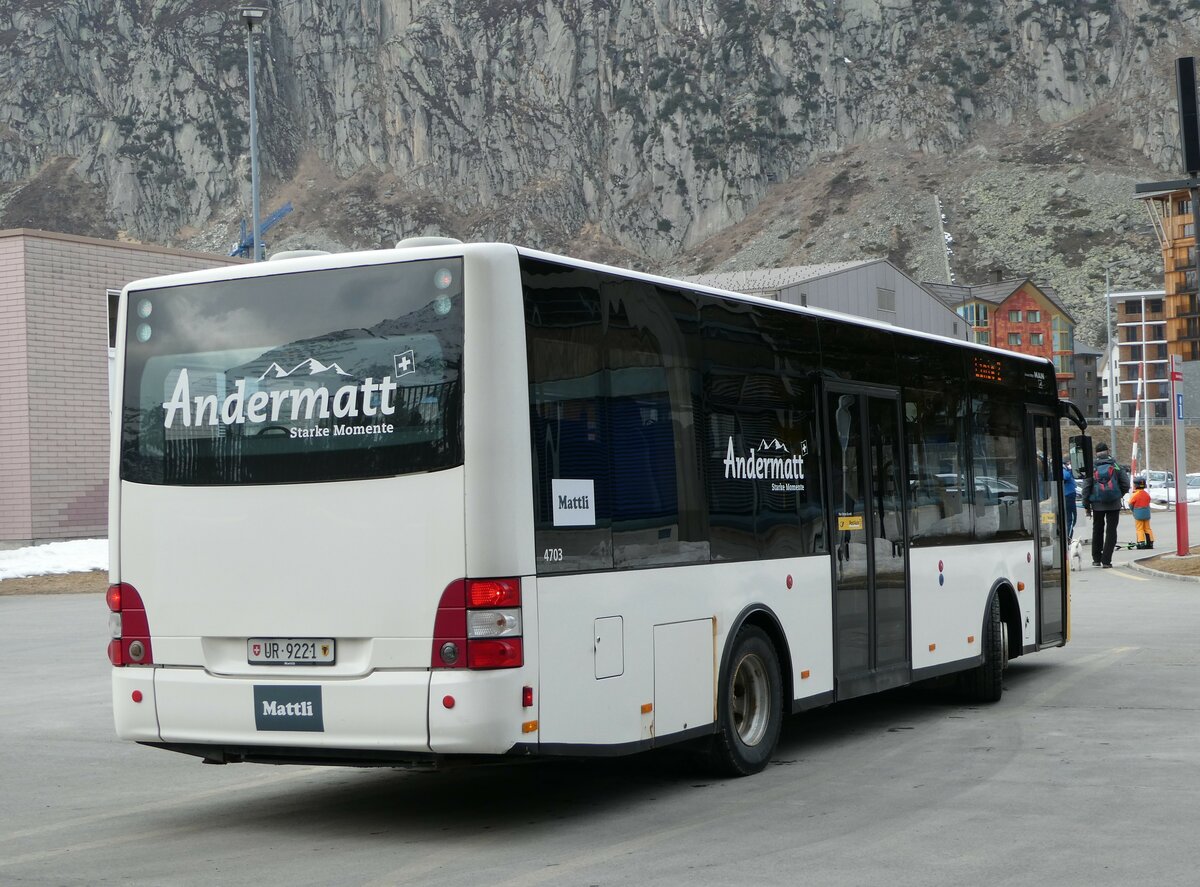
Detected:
left=925, top=272, right=1076, bottom=398
left=1067, top=342, right=1104, bottom=420
left=1109, top=290, right=1169, bottom=421
left=1137, top=187, right=1200, bottom=360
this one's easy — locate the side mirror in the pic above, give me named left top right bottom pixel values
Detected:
left=1069, top=435, right=1093, bottom=479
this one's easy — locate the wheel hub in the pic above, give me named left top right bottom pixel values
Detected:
left=731, top=652, right=771, bottom=747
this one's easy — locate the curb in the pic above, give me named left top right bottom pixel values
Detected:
left=1126, top=555, right=1200, bottom=583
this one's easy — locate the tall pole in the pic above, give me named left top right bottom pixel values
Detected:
left=240, top=7, right=268, bottom=261
left=1141, top=293, right=1149, bottom=478
left=246, top=21, right=262, bottom=262
left=1105, top=267, right=1118, bottom=455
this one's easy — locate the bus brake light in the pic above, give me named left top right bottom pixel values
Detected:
left=106, top=582, right=154, bottom=667
left=466, top=578, right=520, bottom=608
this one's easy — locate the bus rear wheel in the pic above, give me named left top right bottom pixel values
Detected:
left=961, top=593, right=1005, bottom=702
left=709, top=625, right=783, bottom=777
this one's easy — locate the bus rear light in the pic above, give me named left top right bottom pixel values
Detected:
left=467, top=609, right=522, bottom=638
left=522, top=686, right=534, bottom=707
left=432, top=578, right=524, bottom=669
left=466, top=578, right=521, bottom=608
left=106, top=582, right=153, bottom=667
left=467, top=638, right=523, bottom=670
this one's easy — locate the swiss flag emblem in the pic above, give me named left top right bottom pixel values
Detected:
left=252, top=643, right=261, bottom=656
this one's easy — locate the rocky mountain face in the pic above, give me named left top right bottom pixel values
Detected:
left=1, top=0, right=1197, bottom=346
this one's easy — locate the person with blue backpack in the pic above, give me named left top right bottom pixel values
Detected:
left=1082, top=441, right=1130, bottom=568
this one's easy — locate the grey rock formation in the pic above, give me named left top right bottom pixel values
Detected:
left=0, top=0, right=1193, bottom=344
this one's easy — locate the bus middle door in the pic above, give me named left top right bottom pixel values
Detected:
left=825, top=385, right=911, bottom=700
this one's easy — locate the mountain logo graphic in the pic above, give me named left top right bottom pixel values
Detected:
left=758, top=438, right=790, bottom=453
left=257, top=358, right=352, bottom=381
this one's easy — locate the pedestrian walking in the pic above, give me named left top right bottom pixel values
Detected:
left=1063, top=458, right=1077, bottom=541
left=1082, top=442, right=1130, bottom=568
left=1129, top=476, right=1155, bottom=549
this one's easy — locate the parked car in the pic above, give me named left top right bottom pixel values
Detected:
left=934, top=473, right=1019, bottom=505
left=1143, top=469, right=1174, bottom=488
left=1149, top=475, right=1200, bottom=505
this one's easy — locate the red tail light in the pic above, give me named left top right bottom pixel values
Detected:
left=466, top=578, right=521, bottom=608
left=467, top=639, right=523, bottom=669
left=107, top=582, right=154, bottom=667
left=431, top=577, right=523, bottom=669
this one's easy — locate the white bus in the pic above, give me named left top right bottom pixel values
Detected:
left=109, top=240, right=1082, bottom=776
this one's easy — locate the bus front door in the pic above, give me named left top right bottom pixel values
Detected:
left=1029, top=410, right=1067, bottom=646
left=825, top=386, right=911, bottom=700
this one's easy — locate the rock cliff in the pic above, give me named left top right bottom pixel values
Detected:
left=0, top=0, right=1196, bottom=344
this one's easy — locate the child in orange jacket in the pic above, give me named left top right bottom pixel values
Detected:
left=1129, top=477, right=1154, bottom=550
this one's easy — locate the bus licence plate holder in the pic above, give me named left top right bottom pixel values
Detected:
left=247, top=638, right=336, bottom=666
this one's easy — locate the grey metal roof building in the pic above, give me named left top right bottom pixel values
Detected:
left=689, top=259, right=966, bottom=340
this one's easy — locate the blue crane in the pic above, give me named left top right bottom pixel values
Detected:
left=229, top=201, right=294, bottom=258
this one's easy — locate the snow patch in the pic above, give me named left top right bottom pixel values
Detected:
left=0, top=539, right=108, bottom=580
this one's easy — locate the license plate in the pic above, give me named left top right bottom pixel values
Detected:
left=247, top=638, right=335, bottom=665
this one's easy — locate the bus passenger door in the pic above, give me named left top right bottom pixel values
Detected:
left=825, top=386, right=911, bottom=700
left=1029, top=410, right=1066, bottom=645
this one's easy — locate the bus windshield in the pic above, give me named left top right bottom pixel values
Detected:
left=120, top=259, right=464, bottom=485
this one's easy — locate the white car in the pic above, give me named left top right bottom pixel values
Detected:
left=1143, top=470, right=1174, bottom=488
left=1148, top=475, right=1200, bottom=505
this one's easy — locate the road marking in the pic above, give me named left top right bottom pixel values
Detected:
left=1026, top=646, right=1138, bottom=708
left=0, top=765, right=324, bottom=851
left=0, top=823, right=200, bottom=868
left=1113, top=568, right=1149, bottom=581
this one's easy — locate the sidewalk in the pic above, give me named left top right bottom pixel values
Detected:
left=1078, top=500, right=1200, bottom=581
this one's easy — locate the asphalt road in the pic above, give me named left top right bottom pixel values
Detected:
left=2, top=525, right=1199, bottom=886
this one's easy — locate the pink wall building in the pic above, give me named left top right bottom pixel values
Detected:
left=0, top=229, right=242, bottom=547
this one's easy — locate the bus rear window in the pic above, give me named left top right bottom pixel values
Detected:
left=120, top=259, right=463, bottom=485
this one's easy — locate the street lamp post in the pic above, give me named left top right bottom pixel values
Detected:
left=239, top=6, right=268, bottom=262
left=1105, top=265, right=1117, bottom=455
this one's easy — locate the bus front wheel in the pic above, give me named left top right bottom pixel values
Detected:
left=709, top=625, right=783, bottom=777
left=961, top=593, right=1005, bottom=703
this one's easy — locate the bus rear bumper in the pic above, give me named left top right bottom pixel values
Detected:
left=119, top=666, right=433, bottom=752
left=114, top=665, right=533, bottom=759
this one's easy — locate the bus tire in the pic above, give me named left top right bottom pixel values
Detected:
left=962, top=593, right=1005, bottom=703
left=709, top=625, right=783, bottom=777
